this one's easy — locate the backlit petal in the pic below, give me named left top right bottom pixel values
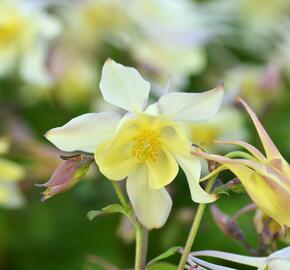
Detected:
left=188, top=256, right=237, bottom=270
left=238, top=98, right=282, bottom=160
left=95, top=119, right=139, bottom=180
left=126, top=166, right=172, bottom=229
left=215, top=140, right=266, bottom=163
left=160, top=122, right=191, bottom=156
left=147, top=149, right=179, bottom=189
left=100, top=59, right=150, bottom=112
left=45, top=112, right=120, bottom=153
left=0, top=181, right=24, bottom=208
left=146, top=83, right=224, bottom=122
left=176, top=155, right=217, bottom=203
left=0, top=158, right=25, bottom=182
left=190, top=250, right=266, bottom=267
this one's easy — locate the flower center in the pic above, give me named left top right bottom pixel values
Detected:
left=132, top=129, right=161, bottom=163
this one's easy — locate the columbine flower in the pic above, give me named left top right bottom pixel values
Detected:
left=225, top=65, right=282, bottom=113
left=38, top=154, right=94, bottom=201
left=188, top=246, right=290, bottom=270
left=0, top=0, right=61, bottom=86
left=0, top=137, right=25, bottom=208
left=192, top=98, right=290, bottom=227
left=125, top=0, right=208, bottom=87
left=183, top=106, right=247, bottom=153
left=45, top=59, right=223, bottom=229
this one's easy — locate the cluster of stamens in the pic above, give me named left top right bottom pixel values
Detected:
left=132, top=129, right=161, bottom=163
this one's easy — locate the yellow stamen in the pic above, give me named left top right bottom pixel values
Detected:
left=132, top=129, right=161, bottom=163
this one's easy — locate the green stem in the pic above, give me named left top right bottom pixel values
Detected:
left=135, top=224, right=148, bottom=270
left=177, top=176, right=217, bottom=270
left=111, top=181, right=147, bottom=270
left=111, top=181, right=131, bottom=213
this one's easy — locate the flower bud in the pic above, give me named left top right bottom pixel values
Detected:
left=38, top=154, right=94, bottom=201
left=211, top=205, right=244, bottom=241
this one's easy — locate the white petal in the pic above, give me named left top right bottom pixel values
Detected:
left=146, top=84, right=224, bottom=122
left=188, top=256, right=237, bottom=270
left=267, top=259, right=290, bottom=270
left=191, top=250, right=267, bottom=267
left=0, top=181, right=25, bottom=209
left=126, top=166, right=172, bottom=229
left=176, top=155, right=217, bottom=203
left=45, top=112, right=121, bottom=153
left=100, top=59, right=150, bottom=112
left=20, top=12, right=61, bottom=86
left=269, top=246, right=290, bottom=260
left=20, top=44, right=53, bottom=86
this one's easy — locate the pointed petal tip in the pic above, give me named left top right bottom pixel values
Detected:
left=236, top=97, right=281, bottom=159
left=105, top=58, right=113, bottom=64
left=191, top=147, right=205, bottom=157
left=44, top=128, right=56, bottom=140
left=236, top=96, right=244, bottom=103
left=195, top=193, right=219, bottom=204
left=236, top=97, right=251, bottom=111
left=40, top=195, right=48, bottom=202
left=43, top=130, right=49, bottom=139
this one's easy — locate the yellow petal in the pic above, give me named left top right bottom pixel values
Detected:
left=95, top=119, right=139, bottom=180
left=238, top=98, right=282, bottom=160
left=215, top=139, right=266, bottom=163
left=147, top=148, right=179, bottom=189
left=0, top=181, right=24, bottom=208
left=192, top=149, right=290, bottom=227
left=160, top=122, right=191, bottom=156
left=219, top=163, right=290, bottom=227
left=176, top=155, right=218, bottom=203
left=0, top=158, right=25, bottom=182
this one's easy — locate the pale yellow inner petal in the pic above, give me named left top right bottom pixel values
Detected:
left=95, top=114, right=190, bottom=188
left=147, top=149, right=179, bottom=189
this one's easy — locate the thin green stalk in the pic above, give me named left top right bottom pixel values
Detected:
left=177, top=176, right=217, bottom=270
left=135, top=224, right=148, bottom=270
left=111, top=181, right=147, bottom=270
left=111, top=181, right=131, bottom=213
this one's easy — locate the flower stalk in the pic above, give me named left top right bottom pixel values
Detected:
left=111, top=181, right=148, bottom=270
left=135, top=224, right=148, bottom=270
left=177, top=175, right=217, bottom=270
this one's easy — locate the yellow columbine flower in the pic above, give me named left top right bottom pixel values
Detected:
left=193, top=98, right=290, bottom=227
left=183, top=106, right=247, bottom=152
left=0, top=0, right=61, bottom=85
left=189, top=246, right=290, bottom=270
left=45, top=59, right=224, bottom=229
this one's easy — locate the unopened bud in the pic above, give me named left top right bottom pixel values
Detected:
left=37, top=154, right=94, bottom=201
left=211, top=205, right=244, bottom=241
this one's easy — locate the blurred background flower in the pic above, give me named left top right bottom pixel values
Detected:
left=0, top=137, right=25, bottom=208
